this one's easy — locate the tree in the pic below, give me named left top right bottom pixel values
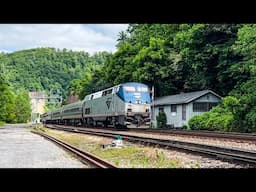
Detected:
left=13, top=89, right=32, bottom=123
left=173, top=24, right=242, bottom=95
left=0, top=75, right=15, bottom=123
left=156, top=112, right=167, bottom=128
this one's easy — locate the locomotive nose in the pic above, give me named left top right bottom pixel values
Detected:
left=134, top=115, right=144, bottom=127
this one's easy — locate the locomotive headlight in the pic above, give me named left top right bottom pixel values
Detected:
left=127, top=104, right=132, bottom=112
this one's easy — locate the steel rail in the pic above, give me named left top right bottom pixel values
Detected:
left=32, top=130, right=117, bottom=168
left=131, top=129, right=256, bottom=142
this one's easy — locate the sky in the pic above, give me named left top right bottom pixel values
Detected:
left=0, top=24, right=128, bottom=54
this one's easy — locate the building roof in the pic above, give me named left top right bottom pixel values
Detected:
left=153, top=90, right=222, bottom=106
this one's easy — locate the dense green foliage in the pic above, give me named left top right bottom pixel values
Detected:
left=0, top=74, right=31, bottom=123
left=156, top=112, right=167, bottom=128
left=188, top=25, right=256, bottom=132
left=0, top=75, right=15, bottom=122
left=13, top=89, right=32, bottom=123
left=99, top=24, right=243, bottom=97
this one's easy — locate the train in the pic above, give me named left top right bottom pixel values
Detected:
left=40, top=82, right=152, bottom=129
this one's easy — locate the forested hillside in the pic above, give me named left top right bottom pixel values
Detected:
left=0, top=48, right=110, bottom=98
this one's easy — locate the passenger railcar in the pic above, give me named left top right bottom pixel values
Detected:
left=41, top=82, right=151, bottom=128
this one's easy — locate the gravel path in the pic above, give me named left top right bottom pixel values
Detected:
left=0, top=124, right=86, bottom=168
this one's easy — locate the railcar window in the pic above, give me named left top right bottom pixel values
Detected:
left=124, top=86, right=136, bottom=92
left=64, top=108, right=81, bottom=113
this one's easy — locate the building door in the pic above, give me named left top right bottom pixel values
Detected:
left=182, top=104, right=186, bottom=120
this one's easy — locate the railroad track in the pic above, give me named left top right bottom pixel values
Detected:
left=132, top=129, right=256, bottom=143
left=31, top=130, right=117, bottom=168
left=70, top=126, right=256, bottom=143
left=45, top=124, right=256, bottom=166
left=51, top=125, right=256, bottom=143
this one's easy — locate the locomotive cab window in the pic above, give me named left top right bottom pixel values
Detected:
left=85, top=108, right=90, bottom=114
left=103, top=89, right=113, bottom=96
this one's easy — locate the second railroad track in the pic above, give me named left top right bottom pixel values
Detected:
left=45, top=124, right=256, bottom=167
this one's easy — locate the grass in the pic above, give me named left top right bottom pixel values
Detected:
left=0, top=121, right=5, bottom=126
left=192, top=162, right=201, bottom=168
left=32, top=124, right=47, bottom=132
left=38, top=127, right=183, bottom=168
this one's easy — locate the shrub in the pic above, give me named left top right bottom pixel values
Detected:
left=182, top=125, right=188, bottom=129
left=188, top=105, right=233, bottom=131
left=156, top=112, right=167, bottom=128
left=188, top=113, right=209, bottom=130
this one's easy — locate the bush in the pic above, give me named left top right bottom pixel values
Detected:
left=149, top=122, right=156, bottom=129
left=182, top=125, right=188, bottom=129
left=188, top=105, right=233, bottom=131
left=188, top=113, right=209, bottom=130
left=156, top=112, right=167, bottom=128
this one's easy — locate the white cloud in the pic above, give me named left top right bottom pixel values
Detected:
left=0, top=24, right=128, bottom=54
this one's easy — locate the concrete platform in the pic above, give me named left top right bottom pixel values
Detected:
left=0, top=124, right=86, bottom=168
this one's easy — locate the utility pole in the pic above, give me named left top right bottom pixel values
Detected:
left=151, top=85, right=154, bottom=128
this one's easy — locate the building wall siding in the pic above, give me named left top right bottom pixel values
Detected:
left=152, top=93, right=221, bottom=128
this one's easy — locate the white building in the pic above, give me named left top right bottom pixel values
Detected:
left=29, top=92, right=46, bottom=123
left=151, top=90, right=222, bottom=128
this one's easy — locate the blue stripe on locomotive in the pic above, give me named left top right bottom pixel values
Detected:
left=117, top=82, right=151, bottom=104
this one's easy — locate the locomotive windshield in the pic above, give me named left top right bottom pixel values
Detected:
left=118, top=82, right=151, bottom=104
left=137, top=87, right=148, bottom=92
left=123, top=86, right=136, bottom=92
left=123, top=86, right=148, bottom=92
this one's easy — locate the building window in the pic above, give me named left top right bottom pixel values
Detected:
left=171, top=105, right=177, bottom=112
left=209, top=102, right=219, bottom=109
left=182, top=104, right=186, bottom=120
left=159, top=107, right=164, bottom=113
left=193, top=102, right=219, bottom=112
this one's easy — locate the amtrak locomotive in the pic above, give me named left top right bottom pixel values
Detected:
left=41, top=82, right=152, bottom=128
